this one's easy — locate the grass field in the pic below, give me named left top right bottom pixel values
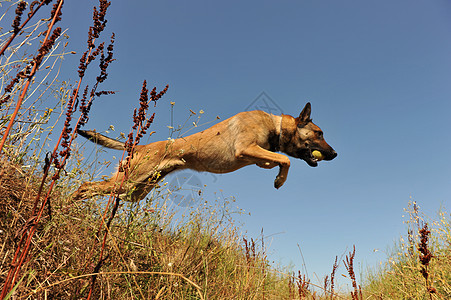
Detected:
left=2, top=159, right=450, bottom=299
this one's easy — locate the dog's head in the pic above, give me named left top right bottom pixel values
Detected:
left=281, top=103, right=337, bottom=167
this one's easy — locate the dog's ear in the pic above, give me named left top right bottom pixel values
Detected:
left=296, top=102, right=312, bottom=125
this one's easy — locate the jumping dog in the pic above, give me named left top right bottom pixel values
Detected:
left=73, top=102, right=337, bottom=202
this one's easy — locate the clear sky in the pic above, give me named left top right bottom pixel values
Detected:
left=44, top=0, right=451, bottom=289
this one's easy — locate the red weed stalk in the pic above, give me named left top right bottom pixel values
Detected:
left=343, top=245, right=362, bottom=300
left=1, top=1, right=116, bottom=297
left=297, top=271, right=310, bottom=299
left=288, top=273, right=296, bottom=299
left=0, top=1, right=64, bottom=297
left=418, top=223, right=437, bottom=298
left=243, top=237, right=257, bottom=270
left=329, top=256, right=338, bottom=299
left=0, top=0, right=54, bottom=57
left=86, top=80, right=168, bottom=299
left=0, top=0, right=62, bottom=155
left=28, top=1, right=114, bottom=235
left=261, top=230, right=267, bottom=300
left=324, top=275, right=329, bottom=298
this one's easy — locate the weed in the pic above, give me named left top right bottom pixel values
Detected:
left=363, top=201, right=450, bottom=299
left=343, top=246, right=362, bottom=300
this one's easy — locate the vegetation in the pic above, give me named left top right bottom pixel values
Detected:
left=363, top=202, right=451, bottom=299
left=0, top=1, right=449, bottom=299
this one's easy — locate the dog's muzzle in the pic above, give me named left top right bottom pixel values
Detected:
left=301, top=148, right=337, bottom=167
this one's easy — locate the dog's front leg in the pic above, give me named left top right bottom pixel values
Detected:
left=256, top=161, right=278, bottom=169
left=237, top=144, right=291, bottom=189
left=274, top=164, right=290, bottom=189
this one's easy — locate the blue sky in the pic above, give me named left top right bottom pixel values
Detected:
left=43, top=0, right=451, bottom=288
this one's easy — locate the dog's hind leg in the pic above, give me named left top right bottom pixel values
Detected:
left=72, top=177, right=124, bottom=201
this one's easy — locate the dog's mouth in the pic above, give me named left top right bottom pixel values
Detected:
left=301, top=148, right=338, bottom=167
left=297, top=146, right=337, bottom=167
left=298, top=149, right=319, bottom=167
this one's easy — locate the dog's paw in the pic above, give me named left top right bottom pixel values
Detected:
left=274, top=175, right=286, bottom=189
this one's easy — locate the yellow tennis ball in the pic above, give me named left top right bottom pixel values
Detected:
left=312, top=150, right=324, bottom=161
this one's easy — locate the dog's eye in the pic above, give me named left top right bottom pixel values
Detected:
left=317, top=131, right=323, bottom=138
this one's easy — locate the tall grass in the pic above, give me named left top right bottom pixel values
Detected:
left=0, top=0, right=117, bottom=297
left=1, top=157, right=299, bottom=299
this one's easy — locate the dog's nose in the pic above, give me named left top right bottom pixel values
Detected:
left=330, top=150, right=337, bottom=159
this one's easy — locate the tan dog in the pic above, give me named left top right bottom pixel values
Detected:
left=73, top=102, right=337, bottom=202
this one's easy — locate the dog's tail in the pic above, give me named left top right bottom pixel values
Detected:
left=77, top=129, right=125, bottom=150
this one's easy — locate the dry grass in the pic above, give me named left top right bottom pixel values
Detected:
left=0, top=159, right=295, bottom=299
left=5, top=156, right=449, bottom=299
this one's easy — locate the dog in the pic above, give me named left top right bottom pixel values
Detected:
left=73, top=102, right=337, bottom=202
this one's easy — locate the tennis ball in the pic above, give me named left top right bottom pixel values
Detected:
left=312, top=150, right=324, bottom=161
